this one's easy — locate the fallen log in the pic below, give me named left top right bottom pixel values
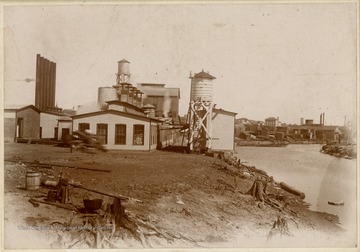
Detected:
left=279, top=182, right=305, bottom=199
left=5, top=160, right=111, bottom=173
left=69, top=184, right=143, bottom=203
left=328, top=200, right=344, bottom=206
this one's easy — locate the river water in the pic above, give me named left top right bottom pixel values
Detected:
left=235, top=144, right=357, bottom=243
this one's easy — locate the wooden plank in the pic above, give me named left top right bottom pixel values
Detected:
left=5, top=160, right=111, bottom=173
left=69, top=183, right=143, bottom=203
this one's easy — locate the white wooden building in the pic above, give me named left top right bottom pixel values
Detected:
left=211, top=108, right=237, bottom=151
left=72, top=109, right=160, bottom=151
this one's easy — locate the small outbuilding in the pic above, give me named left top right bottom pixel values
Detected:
left=211, top=108, right=237, bottom=151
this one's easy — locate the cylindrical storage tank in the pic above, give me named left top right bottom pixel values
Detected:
left=98, top=87, right=118, bottom=105
left=300, top=118, right=304, bottom=125
left=190, top=71, right=216, bottom=102
left=118, top=59, right=130, bottom=76
left=26, top=171, right=41, bottom=190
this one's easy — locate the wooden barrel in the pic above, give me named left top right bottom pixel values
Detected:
left=26, top=172, right=41, bottom=190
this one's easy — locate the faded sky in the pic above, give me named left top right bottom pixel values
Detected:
left=3, top=3, right=357, bottom=125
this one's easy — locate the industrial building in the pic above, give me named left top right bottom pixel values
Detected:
left=137, top=83, right=180, bottom=120
left=4, top=55, right=236, bottom=152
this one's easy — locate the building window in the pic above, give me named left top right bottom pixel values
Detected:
left=133, top=124, right=144, bottom=145
left=115, top=124, right=126, bottom=145
left=97, top=124, right=108, bottom=144
left=79, top=123, right=90, bottom=132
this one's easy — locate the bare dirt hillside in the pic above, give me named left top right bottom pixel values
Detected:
left=3, top=143, right=345, bottom=249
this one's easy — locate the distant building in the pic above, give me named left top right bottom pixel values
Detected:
left=265, top=117, right=281, bottom=128
left=288, top=125, right=342, bottom=141
left=137, top=83, right=180, bottom=119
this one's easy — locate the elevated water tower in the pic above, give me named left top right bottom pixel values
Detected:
left=116, top=59, right=131, bottom=84
left=188, top=70, right=216, bottom=151
left=114, top=59, right=134, bottom=105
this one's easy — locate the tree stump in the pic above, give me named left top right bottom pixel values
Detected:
left=111, top=198, right=139, bottom=239
left=246, top=179, right=268, bottom=202
left=267, top=216, right=292, bottom=242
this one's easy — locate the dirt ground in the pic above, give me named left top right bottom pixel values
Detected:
left=3, top=142, right=348, bottom=249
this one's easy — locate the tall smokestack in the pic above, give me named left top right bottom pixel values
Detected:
left=320, top=114, right=322, bottom=125
left=323, top=113, right=325, bottom=125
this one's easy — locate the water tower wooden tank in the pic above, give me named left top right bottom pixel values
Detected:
left=188, top=70, right=216, bottom=151
left=116, top=59, right=131, bottom=84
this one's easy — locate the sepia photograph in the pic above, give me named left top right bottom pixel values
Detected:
left=2, top=1, right=358, bottom=250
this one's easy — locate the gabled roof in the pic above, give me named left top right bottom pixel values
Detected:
left=193, top=70, right=216, bottom=80
left=17, top=105, right=40, bottom=113
left=72, top=109, right=162, bottom=122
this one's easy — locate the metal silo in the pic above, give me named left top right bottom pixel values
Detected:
left=98, top=87, right=118, bottom=106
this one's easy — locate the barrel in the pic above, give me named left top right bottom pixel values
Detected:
left=26, top=172, right=41, bottom=190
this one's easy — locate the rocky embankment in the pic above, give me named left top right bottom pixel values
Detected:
left=321, top=143, right=357, bottom=159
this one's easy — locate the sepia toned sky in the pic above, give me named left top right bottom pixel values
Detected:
left=3, top=3, right=357, bottom=125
